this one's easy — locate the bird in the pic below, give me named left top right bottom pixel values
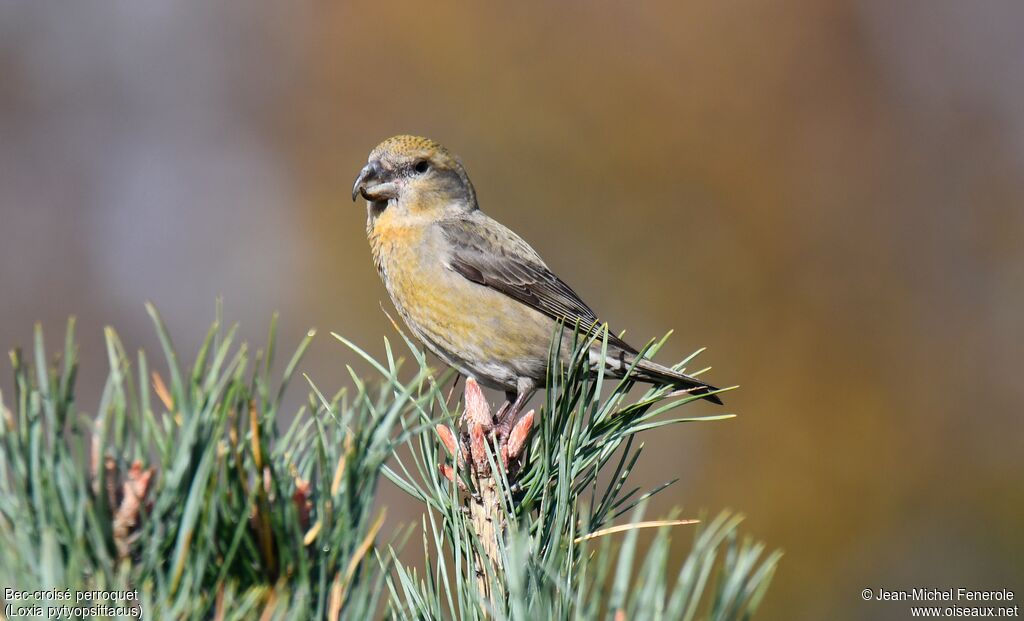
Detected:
left=351, top=135, right=722, bottom=435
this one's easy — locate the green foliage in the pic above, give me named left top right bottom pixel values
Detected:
left=0, top=309, right=779, bottom=620
left=0, top=308, right=409, bottom=619
left=368, top=326, right=781, bottom=620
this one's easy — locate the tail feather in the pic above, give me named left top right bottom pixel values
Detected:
left=633, top=358, right=723, bottom=404
left=595, top=348, right=724, bottom=404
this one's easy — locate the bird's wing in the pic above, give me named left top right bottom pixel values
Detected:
left=439, top=217, right=637, bottom=354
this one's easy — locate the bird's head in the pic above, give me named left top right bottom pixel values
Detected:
left=352, top=135, right=477, bottom=223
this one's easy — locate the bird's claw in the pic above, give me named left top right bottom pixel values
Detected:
left=435, top=378, right=535, bottom=485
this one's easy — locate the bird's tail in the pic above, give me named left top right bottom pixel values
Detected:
left=594, top=348, right=723, bottom=404
left=631, top=357, right=724, bottom=404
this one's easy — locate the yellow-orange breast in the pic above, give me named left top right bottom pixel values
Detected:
left=369, top=217, right=556, bottom=391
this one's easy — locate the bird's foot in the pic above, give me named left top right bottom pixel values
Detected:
left=435, top=378, right=534, bottom=483
left=492, top=399, right=512, bottom=427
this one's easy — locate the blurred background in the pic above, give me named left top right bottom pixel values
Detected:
left=1, top=1, right=1022, bottom=618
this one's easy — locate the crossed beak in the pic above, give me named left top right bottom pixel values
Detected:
left=351, top=160, right=398, bottom=202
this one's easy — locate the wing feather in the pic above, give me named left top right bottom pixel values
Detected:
left=440, top=217, right=637, bottom=354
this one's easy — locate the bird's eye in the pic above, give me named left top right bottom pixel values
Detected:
left=413, top=160, right=430, bottom=174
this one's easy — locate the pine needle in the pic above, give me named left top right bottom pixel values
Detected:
left=575, top=519, right=700, bottom=543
